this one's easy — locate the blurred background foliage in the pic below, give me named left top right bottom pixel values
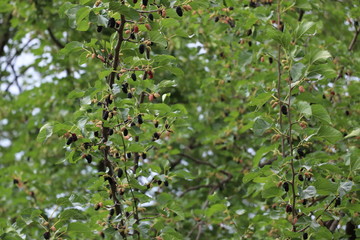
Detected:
left=0, top=0, right=359, bottom=239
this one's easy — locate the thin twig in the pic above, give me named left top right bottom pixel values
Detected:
left=47, top=28, right=65, bottom=49
left=348, top=24, right=360, bottom=51
left=179, top=184, right=213, bottom=197
left=276, top=0, right=285, bottom=157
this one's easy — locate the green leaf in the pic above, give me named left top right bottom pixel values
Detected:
left=338, top=181, right=353, bottom=197
left=309, top=50, right=332, bottom=64
left=206, top=203, right=226, bottom=217
left=76, top=6, right=91, bottom=26
left=294, top=21, right=315, bottom=40
left=36, top=123, right=53, bottom=143
left=311, top=104, right=331, bottom=124
left=59, top=41, right=83, bottom=56
left=253, top=144, right=277, bottom=167
left=313, top=178, right=338, bottom=195
left=253, top=118, right=271, bottom=136
left=296, top=101, right=312, bottom=118
left=149, top=31, right=167, bottom=47
left=67, top=222, right=91, bottom=233
left=157, top=193, right=173, bottom=206
left=248, top=92, right=272, bottom=108
left=60, top=209, right=87, bottom=221
left=109, top=3, right=139, bottom=20
left=168, top=203, right=185, bottom=220
left=262, top=186, right=282, bottom=198
left=68, top=89, right=85, bottom=99
left=243, top=171, right=261, bottom=183
left=290, top=63, right=305, bottom=82
left=301, top=186, right=317, bottom=199
left=317, top=125, right=342, bottom=144
left=345, top=128, right=360, bottom=139
left=160, top=226, right=183, bottom=240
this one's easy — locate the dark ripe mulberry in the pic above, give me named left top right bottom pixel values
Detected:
left=122, top=84, right=128, bottom=93
left=269, top=57, right=273, bottom=64
left=157, top=180, right=162, bottom=185
left=108, top=129, right=114, bottom=135
left=176, top=6, right=183, bottom=17
left=164, top=180, right=169, bottom=187
left=43, top=232, right=50, bottom=239
left=297, top=148, right=305, bottom=158
left=228, top=19, right=235, bottom=28
left=165, top=124, right=170, bottom=129
left=283, top=182, right=289, bottom=192
left=153, top=132, right=160, bottom=140
left=126, top=152, right=131, bottom=158
left=108, top=18, right=116, bottom=28
left=303, top=232, right=308, bottom=239
left=335, top=197, right=341, bottom=207
left=103, top=110, right=109, bottom=120
left=154, top=121, right=159, bottom=128
left=131, top=73, right=137, bottom=81
left=83, top=142, right=91, bottom=149
left=127, top=92, right=133, bottom=98
left=141, top=152, right=147, bottom=159
left=143, top=70, right=148, bottom=80
left=66, top=136, right=74, bottom=145
left=302, top=199, right=307, bottom=205
left=281, top=105, right=288, bottom=115
left=142, top=0, right=148, bottom=6
left=148, top=13, right=154, bottom=21
left=95, top=203, right=101, bottom=211
left=298, top=174, right=304, bottom=181
left=345, top=110, right=350, bottom=116
left=125, top=211, right=130, bottom=217
left=248, top=41, right=252, bottom=47
left=250, top=1, right=257, bottom=8
left=94, top=131, right=99, bottom=138
left=246, top=29, right=252, bottom=36
left=138, top=114, right=143, bottom=124
left=133, top=0, right=137, bottom=3
left=117, top=168, right=123, bottom=178
left=109, top=208, right=115, bottom=216
left=214, top=16, right=219, bottom=22
left=279, top=21, right=284, bottom=32
left=13, top=179, right=19, bottom=184
left=130, top=33, right=136, bottom=40
left=97, top=26, right=103, bottom=32
left=105, top=176, right=114, bottom=184
left=85, top=154, right=92, bottom=164
left=135, top=136, right=139, bottom=142
left=285, top=204, right=292, bottom=213
left=139, top=44, right=145, bottom=54
left=147, top=70, right=153, bottom=79
left=123, top=128, right=128, bottom=136
left=71, top=133, right=78, bottom=142
left=106, top=95, right=113, bottom=105
left=146, top=48, right=150, bottom=59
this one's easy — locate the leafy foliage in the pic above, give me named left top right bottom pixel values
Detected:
left=0, top=0, right=359, bottom=239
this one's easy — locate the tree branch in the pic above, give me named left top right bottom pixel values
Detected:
left=47, top=27, right=64, bottom=49
left=348, top=23, right=360, bottom=51
left=108, top=14, right=126, bottom=88
left=0, top=13, right=13, bottom=57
